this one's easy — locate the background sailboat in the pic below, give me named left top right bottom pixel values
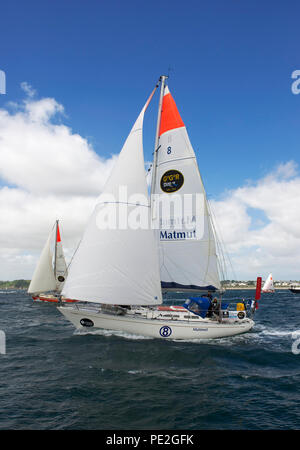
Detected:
left=28, top=220, right=71, bottom=302
left=262, top=273, right=275, bottom=293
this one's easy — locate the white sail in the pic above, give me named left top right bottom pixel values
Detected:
left=54, top=221, right=68, bottom=292
left=262, top=273, right=275, bottom=292
left=61, top=92, right=162, bottom=305
left=152, top=86, right=221, bottom=292
left=28, top=229, right=57, bottom=294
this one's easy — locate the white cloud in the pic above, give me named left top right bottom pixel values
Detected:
left=210, top=162, right=300, bottom=280
left=20, top=81, right=36, bottom=98
left=0, top=85, right=117, bottom=279
left=0, top=95, right=117, bottom=195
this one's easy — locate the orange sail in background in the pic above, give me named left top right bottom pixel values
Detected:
left=159, top=86, right=185, bottom=136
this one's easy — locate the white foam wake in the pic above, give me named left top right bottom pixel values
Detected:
left=74, top=328, right=153, bottom=340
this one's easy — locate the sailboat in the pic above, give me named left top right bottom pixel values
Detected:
left=56, top=76, right=257, bottom=339
left=28, top=220, right=75, bottom=303
left=262, top=273, right=275, bottom=293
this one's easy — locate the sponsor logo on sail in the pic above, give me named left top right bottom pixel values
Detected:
left=160, top=169, right=184, bottom=193
left=160, top=230, right=197, bottom=240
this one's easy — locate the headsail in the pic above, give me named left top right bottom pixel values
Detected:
left=262, top=273, right=275, bottom=293
left=152, top=85, right=221, bottom=292
left=28, top=221, right=68, bottom=294
left=61, top=89, right=162, bottom=305
left=28, top=228, right=57, bottom=294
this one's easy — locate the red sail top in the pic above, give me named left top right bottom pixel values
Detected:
left=159, top=86, right=185, bottom=136
left=56, top=223, right=61, bottom=243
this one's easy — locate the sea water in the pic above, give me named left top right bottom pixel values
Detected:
left=0, top=289, right=299, bottom=430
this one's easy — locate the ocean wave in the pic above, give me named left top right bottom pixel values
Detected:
left=74, top=328, right=153, bottom=340
left=255, top=323, right=300, bottom=338
left=0, top=290, right=19, bottom=294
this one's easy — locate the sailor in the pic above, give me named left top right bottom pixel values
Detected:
left=206, top=298, right=220, bottom=318
left=212, top=298, right=221, bottom=314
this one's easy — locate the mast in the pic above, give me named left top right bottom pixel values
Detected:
left=151, top=75, right=168, bottom=215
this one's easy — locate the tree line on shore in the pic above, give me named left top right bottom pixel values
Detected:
left=0, top=280, right=30, bottom=289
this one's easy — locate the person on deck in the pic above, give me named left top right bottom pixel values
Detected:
left=206, top=298, right=220, bottom=318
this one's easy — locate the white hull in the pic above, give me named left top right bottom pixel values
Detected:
left=58, top=305, right=255, bottom=340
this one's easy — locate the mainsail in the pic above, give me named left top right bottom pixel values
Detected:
left=152, top=85, right=221, bottom=292
left=61, top=89, right=162, bottom=305
left=262, top=273, right=275, bottom=293
left=28, top=221, right=67, bottom=294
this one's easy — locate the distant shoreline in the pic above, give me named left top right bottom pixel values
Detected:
left=224, top=286, right=290, bottom=290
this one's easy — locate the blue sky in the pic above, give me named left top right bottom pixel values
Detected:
left=1, top=0, right=300, bottom=198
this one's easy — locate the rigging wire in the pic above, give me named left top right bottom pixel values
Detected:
left=206, top=199, right=237, bottom=283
